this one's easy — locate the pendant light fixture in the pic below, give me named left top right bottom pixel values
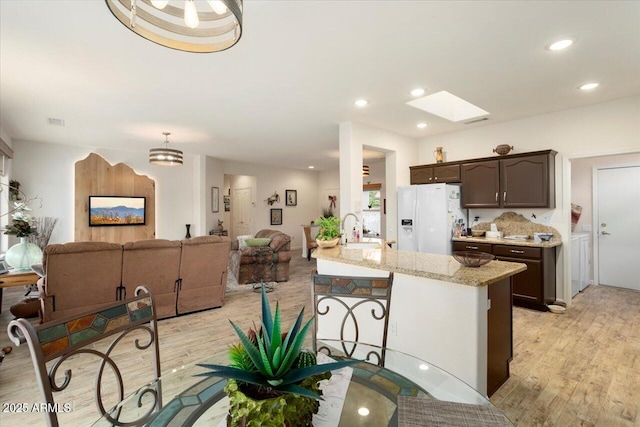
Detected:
left=105, top=0, right=243, bottom=53
left=149, top=132, right=183, bottom=166
left=362, top=165, right=370, bottom=177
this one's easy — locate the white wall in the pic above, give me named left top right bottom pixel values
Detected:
left=11, top=140, right=200, bottom=243
left=318, top=168, right=339, bottom=217
left=222, top=160, right=320, bottom=250
left=205, top=156, right=225, bottom=235
left=417, top=95, right=640, bottom=303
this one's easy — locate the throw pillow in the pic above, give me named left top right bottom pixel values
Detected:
left=237, top=235, right=254, bottom=248
left=245, top=238, right=272, bottom=247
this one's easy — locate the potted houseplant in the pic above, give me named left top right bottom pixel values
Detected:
left=315, top=215, right=341, bottom=248
left=198, top=285, right=357, bottom=426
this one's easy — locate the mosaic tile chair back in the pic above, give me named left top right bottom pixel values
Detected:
left=7, top=286, right=161, bottom=427
left=312, top=270, right=394, bottom=367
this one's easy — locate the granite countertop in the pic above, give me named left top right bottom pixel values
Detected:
left=313, top=245, right=526, bottom=287
left=452, top=236, right=562, bottom=248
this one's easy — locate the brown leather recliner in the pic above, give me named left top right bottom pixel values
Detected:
left=40, top=241, right=123, bottom=322
left=228, top=230, right=291, bottom=284
left=122, top=239, right=182, bottom=319
left=178, top=236, right=230, bottom=315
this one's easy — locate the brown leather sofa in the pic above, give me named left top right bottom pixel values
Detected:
left=228, top=230, right=291, bottom=284
left=39, top=236, right=230, bottom=322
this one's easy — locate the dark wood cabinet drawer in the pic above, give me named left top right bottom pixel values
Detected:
left=453, top=242, right=493, bottom=254
left=410, top=166, right=434, bottom=184
left=495, top=256, right=542, bottom=301
left=493, top=245, right=541, bottom=259
left=433, top=164, right=461, bottom=183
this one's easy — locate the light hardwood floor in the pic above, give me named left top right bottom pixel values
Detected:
left=1, top=256, right=638, bottom=426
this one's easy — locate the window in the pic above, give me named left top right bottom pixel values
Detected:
left=362, top=190, right=381, bottom=236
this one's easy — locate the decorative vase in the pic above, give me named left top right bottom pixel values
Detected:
left=5, top=237, right=43, bottom=270
left=493, top=144, right=514, bottom=156
left=316, top=237, right=340, bottom=248
left=225, top=374, right=328, bottom=427
left=433, top=146, right=444, bottom=163
left=185, top=224, right=191, bottom=239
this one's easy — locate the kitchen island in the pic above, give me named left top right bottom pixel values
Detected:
left=313, top=243, right=526, bottom=397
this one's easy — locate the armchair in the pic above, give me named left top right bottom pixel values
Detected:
left=228, top=229, right=291, bottom=284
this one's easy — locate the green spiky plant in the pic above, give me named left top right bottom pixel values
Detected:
left=315, top=215, right=341, bottom=241
left=197, top=285, right=357, bottom=407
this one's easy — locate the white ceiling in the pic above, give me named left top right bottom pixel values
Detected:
left=1, top=1, right=639, bottom=170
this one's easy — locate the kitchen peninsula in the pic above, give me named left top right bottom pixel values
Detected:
left=313, top=243, right=526, bottom=397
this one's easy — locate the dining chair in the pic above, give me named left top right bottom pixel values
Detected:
left=7, top=286, right=161, bottom=427
left=312, top=270, right=393, bottom=366
left=303, top=226, right=318, bottom=261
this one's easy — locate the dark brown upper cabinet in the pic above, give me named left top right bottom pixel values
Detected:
left=410, top=164, right=461, bottom=184
left=461, top=150, right=556, bottom=208
left=461, top=161, right=501, bottom=208
left=501, top=154, right=554, bottom=208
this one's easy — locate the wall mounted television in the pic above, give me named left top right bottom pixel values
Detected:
left=89, top=196, right=146, bottom=226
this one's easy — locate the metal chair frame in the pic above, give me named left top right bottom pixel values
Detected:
left=312, top=270, right=393, bottom=366
left=7, top=286, right=161, bottom=427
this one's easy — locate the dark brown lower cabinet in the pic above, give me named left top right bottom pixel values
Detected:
left=454, top=241, right=557, bottom=312
left=493, top=245, right=556, bottom=311
left=487, top=277, right=513, bottom=397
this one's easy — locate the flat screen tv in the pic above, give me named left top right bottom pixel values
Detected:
left=89, top=196, right=146, bottom=226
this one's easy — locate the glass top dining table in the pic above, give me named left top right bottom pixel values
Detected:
left=92, top=340, right=507, bottom=426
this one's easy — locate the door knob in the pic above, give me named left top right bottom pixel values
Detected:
left=601, top=231, right=611, bottom=235
left=601, top=223, right=607, bottom=227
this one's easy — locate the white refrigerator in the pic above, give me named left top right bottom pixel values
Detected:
left=397, top=184, right=464, bottom=255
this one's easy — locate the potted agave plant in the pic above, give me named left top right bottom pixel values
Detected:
left=198, top=285, right=357, bottom=426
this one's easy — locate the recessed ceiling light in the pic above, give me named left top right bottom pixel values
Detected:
left=411, top=88, right=426, bottom=97
left=579, top=82, right=599, bottom=90
left=358, top=407, right=370, bottom=416
left=417, top=122, right=428, bottom=129
left=308, top=166, right=315, bottom=169
left=547, top=39, right=574, bottom=51
left=354, top=99, right=369, bottom=107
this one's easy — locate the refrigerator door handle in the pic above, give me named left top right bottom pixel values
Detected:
left=413, top=199, right=419, bottom=252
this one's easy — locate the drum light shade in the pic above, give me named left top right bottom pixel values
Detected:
left=150, top=132, right=183, bottom=166
left=105, top=0, right=243, bottom=54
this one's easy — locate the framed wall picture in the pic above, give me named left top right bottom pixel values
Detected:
left=270, top=208, right=282, bottom=225
left=212, top=187, right=219, bottom=213
left=285, top=189, right=297, bottom=206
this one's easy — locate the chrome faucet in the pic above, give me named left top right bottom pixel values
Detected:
left=341, top=213, right=359, bottom=242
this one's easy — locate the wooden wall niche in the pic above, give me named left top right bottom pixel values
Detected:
left=75, top=153, right=155, bottom=243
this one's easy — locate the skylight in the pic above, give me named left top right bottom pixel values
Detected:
left=406, top=90, right=490, bottom=122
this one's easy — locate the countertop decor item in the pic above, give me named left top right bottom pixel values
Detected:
left=316, top=237, right=340, bottom=248
left=105, top=0, right=243, bottom=54
left=149, top=132, right=183, bottom=166
left=471, top=229, right=485, bottom=237
left=452, top=251, right=495, bottom=268
left=493, top=144, right=514, bottom=156
left=196, top=284, right=357, bottom=426
left=315, top=215, right=341, bottom=243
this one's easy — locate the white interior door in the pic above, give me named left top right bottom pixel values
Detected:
left=596, top=165, right=640, bottom=290
left=232, top=187, right=252, bottom=239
